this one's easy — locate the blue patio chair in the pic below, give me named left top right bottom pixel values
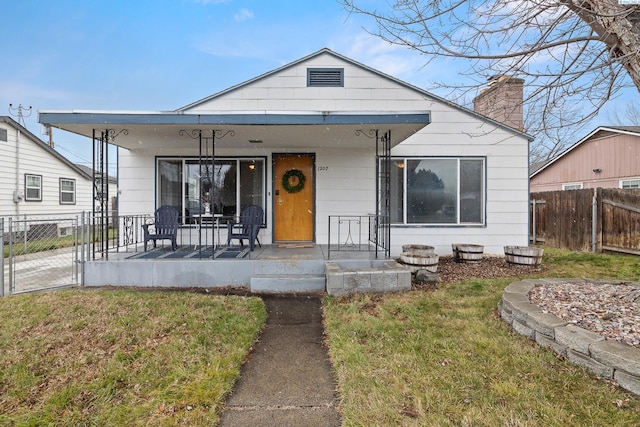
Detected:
left=226, top=205, right=263, bottom=251
left=142, top=205, right=180, bottom=251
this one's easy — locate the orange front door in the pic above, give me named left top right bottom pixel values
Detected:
left=273, top=154, right=314, bottom=242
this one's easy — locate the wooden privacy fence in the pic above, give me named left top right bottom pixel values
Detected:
left=530, top=188, right=640, bottom=255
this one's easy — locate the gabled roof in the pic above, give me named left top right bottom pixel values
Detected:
left=178, top=48, right=533, bottom=142
left=0, top=116, right=92, bottom=180
left=529, top=158, right=552, bottom=175
left=529, top=126, right=640, bottom=178
left=606, top=125, right=640, bottom=133
left=40, top=48, right=533, bottom=150
left=74, top=163, right=116, bottom=184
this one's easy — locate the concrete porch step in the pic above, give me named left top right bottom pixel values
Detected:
left=250, top=274, right=326, bottom=294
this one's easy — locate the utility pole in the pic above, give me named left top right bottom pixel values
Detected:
left=9, top=104, right=54, bottom=148
left=42, top=124, right=54, bottom=148
left=8, top=103, right=32, bottom=127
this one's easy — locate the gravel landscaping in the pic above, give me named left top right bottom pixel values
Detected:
left=529, top=281, right=640, bottom=348
left=417, top=255, right=639, bottom=351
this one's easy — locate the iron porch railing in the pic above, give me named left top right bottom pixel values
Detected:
left=327, top=214, right=390, bottom=259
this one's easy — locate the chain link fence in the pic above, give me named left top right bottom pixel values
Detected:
left=2, top=215, right=81, bottom=295
left=2, top=210, right=252, bottom=296
left=2, top=212, right=209, bottom=296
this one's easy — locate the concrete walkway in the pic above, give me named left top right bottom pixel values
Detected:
left=218, top=296, right=341, bottom=427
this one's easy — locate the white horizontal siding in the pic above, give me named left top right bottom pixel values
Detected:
left=314, top=149, right=374, bottom=244
left=383, top=100, right=529, bottom=256
left=118, top=150, right=156, bottom=215
left=115, top=51, right=530, bottom=251
left=0, top=122, right=94, bottom=219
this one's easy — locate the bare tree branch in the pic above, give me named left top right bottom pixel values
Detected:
left=342, top=0, right=640, bottom=163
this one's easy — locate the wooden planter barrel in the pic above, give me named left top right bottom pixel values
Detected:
left=402, top=244, right=435, bottom=256
left=451, top=244, right=484, bottom=263
left=398, top=252, right=439, bottom=273
left=504, top=246, right=544, bottom=266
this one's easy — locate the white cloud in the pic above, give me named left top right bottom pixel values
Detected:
left=338, top=33, right=426, bottom=79
left=234, top=8, right=254, bottom=22
left=193, top=10, right=452, bottom=92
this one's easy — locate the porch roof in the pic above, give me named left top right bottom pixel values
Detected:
left=39, top=110, right=431, bottom=150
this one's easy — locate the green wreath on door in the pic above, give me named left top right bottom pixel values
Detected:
left=282, top=169, right=306, bottom=193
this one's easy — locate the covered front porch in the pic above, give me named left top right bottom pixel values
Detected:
left=39, top=110, right=430, bottom=257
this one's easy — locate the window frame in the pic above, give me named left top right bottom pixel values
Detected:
left=389, top=156, right=486, bottom=226
left=562, top=182, right=583, bottom=190
left=156, top=156, right=267, bottom=225
left=24, top=174, right=42, bottom=202
left=620, top=178, right=640, bottom=189
left=59, top=178, right=76, bottom=205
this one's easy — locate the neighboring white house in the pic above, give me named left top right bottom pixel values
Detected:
left=39, top=48, right=532, bottom=255
left=0, top=115, right=96, bottom=218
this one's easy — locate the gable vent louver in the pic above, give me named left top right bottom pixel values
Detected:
left=307, top=68, right=344, bottom=87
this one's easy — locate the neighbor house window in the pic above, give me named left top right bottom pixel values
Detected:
left=59, top=178, right=76, bottom=204
left=621, top=179, right=640, bottom=189
left=389, top=157, right=485, bottom=225
left=562, top=183, right=583, bottom=190
left=157, top=157, right=266, bottom=224
left=25, top=174, right=42, bottom=201
left=0, top=128, right=7, bottom=141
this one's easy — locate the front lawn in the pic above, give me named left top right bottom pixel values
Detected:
left=2, top=249, right=639, bottom=426
left=0, top=290, right=266, bottom=426
left=324, top=249, right=640, bottom=426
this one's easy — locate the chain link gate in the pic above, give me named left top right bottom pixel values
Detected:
left=2, top=215, right=80, bottom=295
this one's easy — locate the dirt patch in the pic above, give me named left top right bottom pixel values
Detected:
left=413, top=255, right=546, bottom=290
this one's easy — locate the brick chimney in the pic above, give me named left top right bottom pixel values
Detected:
left=473, top=76, right=524, bottom=131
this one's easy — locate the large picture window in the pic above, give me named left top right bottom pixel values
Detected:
left=158, top=157, right=265, bottom=224
left=390, top=157, right=485, bottom=225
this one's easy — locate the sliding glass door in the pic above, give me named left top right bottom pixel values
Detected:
left=158, top=157, right=265, bottom=224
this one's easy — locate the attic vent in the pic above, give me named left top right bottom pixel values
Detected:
left=0, top=128, right=7, bottom=142
left=307, top=68, right=344, bottom=87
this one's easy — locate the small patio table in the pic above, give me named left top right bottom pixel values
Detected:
left=192, top=213, right=223, bottom=250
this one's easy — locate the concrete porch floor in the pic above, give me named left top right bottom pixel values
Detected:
left=85, top=243, right=384, bottom=293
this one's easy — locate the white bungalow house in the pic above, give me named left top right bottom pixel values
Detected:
left=1, top=116, right=117, bottom=233
left=0, top=116, right=94, bottom=219
left=0, top=116, right=120, bottom=249
left=39, top=49, right=531, bottom=289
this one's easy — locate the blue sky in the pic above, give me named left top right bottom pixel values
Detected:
left=1, top=0, right=634, bottom=167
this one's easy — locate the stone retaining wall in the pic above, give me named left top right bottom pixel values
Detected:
left=499, top=278, right=640, bottom=396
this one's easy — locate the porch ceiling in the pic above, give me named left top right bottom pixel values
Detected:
left=39, top=110, right=430, bottom=150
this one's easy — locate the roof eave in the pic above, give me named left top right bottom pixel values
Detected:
left=529, top=125, right=640, bottom=179
left=39, top=110, right=431, bottom=127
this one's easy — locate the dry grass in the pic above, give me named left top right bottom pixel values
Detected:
left=2, top=249, right=640, bottom=426
left=0, top=289, right=266, bottom=426
left=324, top=249, right=640, bottom=426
